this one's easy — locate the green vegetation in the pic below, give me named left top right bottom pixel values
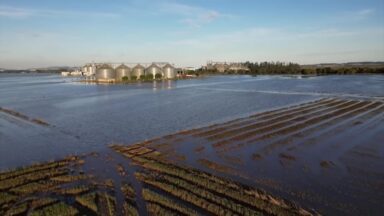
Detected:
left=0, top=192, right=16, bottom=206
left=146, top=202, right=179, bottom=216
left=30, top=198, right=57, bottom=209
left=0, top=157, right=100, bottom=215
left=50, top=174, right=88, bottom=183
left=58, top=185, right=91, bottom=195
left=199, top=61, right=384, bottom=75
left=138, top=172, right=262, bottom=215
left=122, top=76, right=129, bottom=81
left=299, top=66, right=384, bottom=75
left=98, top=192, right=116, bottom=216
left=5, top=202, right=28, bottom=215
left=30, top=202, right=78, bottom=216
left=185, top=70, right=197, bottom=75
left=145, top=74, right=154, bottom=80
left=76, top=192, right=98, bottom=213
left=114, top=145, right=309, bottom=216
left=198, top=158, right=234, bottom=173
left=155, top=73, right=162, bottom=79
left=0, top=159, right=70, bottom=181
left=137, top=172, right=238, bottom=215
left=131, top=75, right=137, bottom=80
left=11, top=181, right=58, bottom=194
left=0, top=168, right=67, bottom=190
left=121, top=183, right=135, bottom=199
left=139, top=75, right=145, bottom=80
left=142, top=188, right=197, bottom=216
left=121, top=183, right=139, bottom=216
left=244, top=61, right=301, bottom=74
left=123, top=202, right=139, bottom=216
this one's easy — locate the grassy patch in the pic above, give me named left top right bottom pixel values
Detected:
left=76, top=192, right=98, bottom=213
left=30, top=202, right=78, bottom=216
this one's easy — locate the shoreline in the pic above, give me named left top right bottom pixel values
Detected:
left=76, top=76, right=201, bottom=84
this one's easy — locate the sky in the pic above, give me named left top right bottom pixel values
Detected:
left=0, top=0, right=383, bottom=69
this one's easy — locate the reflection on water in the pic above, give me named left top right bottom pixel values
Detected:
left=152, top=80, right=174, bottom=90
left=0, top=74, right=383, bottom=170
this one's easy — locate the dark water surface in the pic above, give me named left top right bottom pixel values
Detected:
left=0, top=74, right=383, bottom=170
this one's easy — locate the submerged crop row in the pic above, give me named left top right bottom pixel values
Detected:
left=1, top=97, right=381, bottom=215
left=0, top=155, right=127, bottom=216
left=112, top=145, right=315, bottom=216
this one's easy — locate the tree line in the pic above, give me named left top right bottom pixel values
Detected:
left=198, top=61, right=384, bottom=75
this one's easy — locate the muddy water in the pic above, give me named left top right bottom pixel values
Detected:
left=0, top=74, right=383, bottom=171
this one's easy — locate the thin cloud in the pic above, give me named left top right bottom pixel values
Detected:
left=159, top=2, right=231, bottom=28
left=335, top=8, right=375, bottom=22
left=0, top=6, right=32, bottom=18
left=357, top=9, right=375, bottom=17
left=0, top=5, right=119, bottom=19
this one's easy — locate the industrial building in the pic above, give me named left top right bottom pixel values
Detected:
left=81, top=62, right=176, bottom=82
left=82, top=64, right=97, bottom=76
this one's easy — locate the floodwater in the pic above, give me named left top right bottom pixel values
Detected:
left=0, top=74, right=383, bottom=171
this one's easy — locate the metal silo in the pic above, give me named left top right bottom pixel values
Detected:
left=146, top=63, right=162, bottom=79
left=163, top=64, right=175, bottom=79
left=132, top=64, right=145, bottom=79
left=90, top=63, right=96, bottom=76
left=87, top=64, right=93, bottom=74
left=82, top=64, right=89, bottom=74
left=115, top=64, right=131, bottom=81
left=96, top=64, right=116, bottom=82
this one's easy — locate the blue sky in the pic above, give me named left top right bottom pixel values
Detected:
left=0, top=0, right=383, bottom=68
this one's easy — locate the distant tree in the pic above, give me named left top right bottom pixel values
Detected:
left=145, top=74, right=153, bottom=80
left=199, top=61, right=384, bottom=75
left=155, top=73, right=162, bottom=79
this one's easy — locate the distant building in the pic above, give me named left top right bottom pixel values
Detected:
left=61, top=71, right=70, bottom=76
left=206, top=61, right=249, bottom=73
left=82, top=63, right=96, bottom=76
left=61, top=69, right=82, bottom=77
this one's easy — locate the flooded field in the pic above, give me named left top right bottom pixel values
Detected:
left=0, top=74, right=383, bottom=215
left=141, top=97, right=384, bottom=215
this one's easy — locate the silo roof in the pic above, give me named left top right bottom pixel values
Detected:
left=116, top=64, right=130, bottom=70
left=163, top=63, right=174, bottom=68
left=147, top=63, right=161, bottom=69
left=99, top=64, right=113, bottom=70
left=133, top=64, right=145, bottom=69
